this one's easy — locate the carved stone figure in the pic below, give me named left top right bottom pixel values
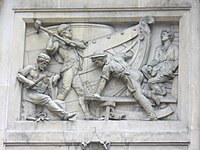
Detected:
left=142, top=28, right=178, bottom=102
left=44, top=23, right=96, bottom=119
left=91, top=53, right=157, bottom=120
left=17, top=52, right=76, bottom=121
left=24, top=17, right=177, bottom=121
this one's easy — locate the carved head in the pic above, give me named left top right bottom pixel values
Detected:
left=37, top=53, right=51, bottom=71
left=161, top=28, right=175, bottom=42
left=91, top=53, right=107, bottom=67
left=57, top=24, right=72, bottom=39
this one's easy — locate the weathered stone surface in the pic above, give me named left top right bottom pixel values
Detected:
left=0, top=0, right=200, bottom=150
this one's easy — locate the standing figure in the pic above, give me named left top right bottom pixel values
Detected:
left=91, top=53, right=157, bottom=120
left=17, top=52, right=76, bottom=121
left=46, top=24, right=95, bottom=119
left=142, top=29, right=178, bottom=97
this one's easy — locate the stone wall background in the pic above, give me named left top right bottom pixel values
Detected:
left=0, top=0, right=199, bottom=150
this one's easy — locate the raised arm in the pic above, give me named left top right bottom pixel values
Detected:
left=46, top=34, right=59, bottom=56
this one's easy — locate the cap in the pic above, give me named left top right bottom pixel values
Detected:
left=57, top=24, right=70, bottom=35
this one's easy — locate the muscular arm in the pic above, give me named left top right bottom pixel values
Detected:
left=17, top=73, right=34, bottom=86
left=46, top=35, right=59, bottom=56
left=95, top=64, right=111, bottom=96
left=95, top=78, right=107, bottom=95
left=17, top=66, right=35, bottom=86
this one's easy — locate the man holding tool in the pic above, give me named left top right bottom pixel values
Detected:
left=17, top=52, right=76, bottom=121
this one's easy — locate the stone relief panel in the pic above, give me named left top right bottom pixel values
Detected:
left=17, top=16, right=179, bottom=121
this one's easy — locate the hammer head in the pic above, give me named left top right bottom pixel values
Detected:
left=34, top=20, right=42, bottom=31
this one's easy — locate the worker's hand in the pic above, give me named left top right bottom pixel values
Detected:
left=48, top=31, right=55, bottom=36
left=147, top=65, right=153, bottom=73
left=92, top=93, right=101, bottom=99
left=52, top=74, right=60, bottom=86
left=47, top=30, right=57, bottom=37
left=28, top=80, right=35, bottom=87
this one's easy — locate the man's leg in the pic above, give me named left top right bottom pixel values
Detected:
left=57, top=69, right=74, bottom=101
left=22, top=100, right=37, bottom=121
left=45, top=99, right=76, bottom=120
left=148, top=76, right=167, bottom=96
left=132, top=82, right=157, bottom=120
left=27, top=92, right=76, bottom=120
left=72, top=75, right=96, bottom=119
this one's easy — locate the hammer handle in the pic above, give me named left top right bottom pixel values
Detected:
left=38, top=24, right=86, bottom=48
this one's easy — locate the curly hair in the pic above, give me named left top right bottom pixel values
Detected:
left=37, top=52, right=51, bottom=63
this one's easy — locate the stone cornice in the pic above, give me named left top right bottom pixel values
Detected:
left=13, top=0, right=191, bottom=12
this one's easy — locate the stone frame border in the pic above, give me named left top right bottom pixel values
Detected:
left=5, top=7, right=191, bottom=148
